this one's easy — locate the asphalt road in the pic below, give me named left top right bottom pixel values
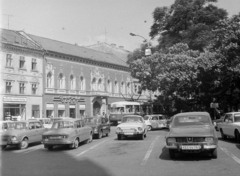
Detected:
left=1, top=127, right=240, bottom=176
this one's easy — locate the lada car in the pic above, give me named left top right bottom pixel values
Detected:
left=42, top=118, right=93, bottom=150
left=165, top=112, right=218, bottom=159
left=143, top=114, right=167, bottom=130
left=28, top=118, right=52, bottom=129
left=217, top=112, right=240, bottom=143
left=84, top=116, right=111, bottom=139
left=0, top=120, right=47, bottom=150
left=116, top=115, right=147, bottom=140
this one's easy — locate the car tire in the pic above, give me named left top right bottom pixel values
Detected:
left=139, top=134, right=144, bottom=140
left=73, top=139, right=79, bottom=149
left=147, top=125, right=152, bottom=131
left=48, top=146, right=53, bottom=150
left=18, top=138, right=28, bottom=150
left=1, top=145, right=7, bottom=150
left=235, top=130, right=240, bottom=143
left=169, top=149, right=176, bottom=159
left=98, top=131, right=103, bottom=139
left=211, top=149, right=217, bottom=159
left=117, top=134, right=121, bottom=140
left=220, top=129, right=227, bottom=139
left=144, top=132, right=147, bottom=138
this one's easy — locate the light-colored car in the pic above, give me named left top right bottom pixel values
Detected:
left=0, top=120, right=47, bottom=150
left=217, top=112, right=240, bottom=143
left=116, top=115, right=147, bottom=140
left=143, top=114, right=167, bottom=130
left=165, top=112, right=218, bottom=159
left=84, top=116, right=111, bottom=139
left=42, top=118, right=93, bottom=150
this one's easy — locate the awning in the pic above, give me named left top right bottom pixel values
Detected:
left=46, top=103, right=54, bottom=109
left=58, top=104, right=65, bottom=110
left=79, top=105, right=86, bottom=110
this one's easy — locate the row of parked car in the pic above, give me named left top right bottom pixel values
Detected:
left=0, top=116, right=111, bottom=150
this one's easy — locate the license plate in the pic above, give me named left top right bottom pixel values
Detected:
left=181, top=145, right=201, bottom=150
left=50, top=136, right=61, bottom=140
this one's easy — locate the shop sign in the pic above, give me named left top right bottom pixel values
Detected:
left=53, top=96, right=85, bottom=104
left=91, top=91, right=109, bottom=96
left=3, top=97, right=27, bottom=102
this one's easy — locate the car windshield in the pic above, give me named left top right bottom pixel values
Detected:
left=143, top=116, right=149, bottom=120
left=51, top=121, right=74, bottom=129
left=0, top=122, right=13, bottom=131
left=172, top=115, right=211, bottom=127
left=85, top=118, right=101, bottom=123
left=13, top=122, right=27, bottom=130
left=234, top=114, right=240, bottom=122
left=122, top=116, right=143, bottom=123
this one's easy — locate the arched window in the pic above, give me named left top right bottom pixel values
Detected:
left=98, top=79, right=102, bottom=91
left=47, top=72, right=52, bottom=88
left=114, top=81, right=119, bottom=93
left=127, top=82, right=131, bottom=94
left=92, top=78, right=97, bottom=91
left=58, top=73, right=65, bottom=89
left=70, top=75, right=75, bottom=90
left=80, top=76, right=85, bottom=91
left=121, top=81, right=125, bottom=94
left=107, top=80, right=112, bottom=93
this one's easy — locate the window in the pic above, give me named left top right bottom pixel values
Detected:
left=32, top=84, right=37, bottom=94
left=107, top=80, right=112, bottom=93
left=32, top=58, right=37, bottom=70
left=6, top=81, right=12, bottom=93
left=58, top=73, right=65, bottom=89
left=80, top=76, right=85, bottom=90
left=98, top=79, right=102, bottom=91
left=19, top=83, right=25, bottom=94
left=121, top=82, right=125, bottom=94
left=70, top=75, right=75, bottom=90
left=32, top=105, right=40, bottom=118
left=114, top=81, right=119, bottom=93
left=19, top=56, right=25, bottom=69
left=6, top=54, right=13, bottom=67
left=92, top=78, right=97, bottom=91
left=34, top=122, right=42, bottom=129
left=47, top=72, right=52, bottom=88
left=127, top=82, right=131, bottom=94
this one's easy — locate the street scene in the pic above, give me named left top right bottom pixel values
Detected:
left=1, top=0, right=240, bottom=176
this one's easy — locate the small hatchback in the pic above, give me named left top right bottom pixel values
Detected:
left=144, top=114, right=167, bottom=131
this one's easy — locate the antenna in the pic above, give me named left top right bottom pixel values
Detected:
left=3, top=14, right=13, bottom=29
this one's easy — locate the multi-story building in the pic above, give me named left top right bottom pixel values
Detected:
left=27, top=33, right=149, bottom=118
left=0, top=29, right=44, bottom=120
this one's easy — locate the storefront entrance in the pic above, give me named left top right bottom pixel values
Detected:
left=93, top=101, right=101, bottom=116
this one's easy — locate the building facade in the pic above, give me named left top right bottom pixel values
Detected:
left=0, top=29, right=44, bottom=120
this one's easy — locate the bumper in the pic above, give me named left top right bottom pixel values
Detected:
left=166, top=143, right=217, bottom=151
left=116, top=131, right=144, bottom=136
left=1, top=140, right=21, bottom=145
left=42, top=140, right=73, bottom=145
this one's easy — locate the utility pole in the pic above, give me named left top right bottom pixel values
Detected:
left=3, top=14, right=13, bottom=29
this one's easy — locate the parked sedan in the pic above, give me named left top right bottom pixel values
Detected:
left=116, top=115, right=147, bottom=140
left=0, top=120, right=47, bottom=150
left=84, top=116, right=111, bottom=139
left=42, top=118, right=93, bottom=150
left=165, top=112, right=218, bottom=159
left=218, top=112, right=240, bottom=143
left=144, top=114, right=167, bottom=131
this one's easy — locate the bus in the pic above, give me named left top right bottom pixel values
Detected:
left=109, top=101, right=141, bottom=125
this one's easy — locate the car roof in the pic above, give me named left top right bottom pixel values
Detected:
left=53, top=118, right=81, bottom=122
left=123, top=115, right=143, bottom=118
left=174, top=111, right=210, bottom=117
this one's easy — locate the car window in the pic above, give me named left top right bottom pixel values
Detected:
left=52, top=121, right=74, bottom=129
left=224, top=114, right=232, bottom=122
left=74, top=121, right=81, bottom=128
left=152, top=116, right=158, bottom=120
left=122, top=116, right=143, bottom=123
left=29, top=123, right=35, bottom=130
left=159, top=116, right=164, bottom=120
left=35, top=122, right=43, bottom=129
left=173, top=115, right=211, bottom=127
left=234, top=114, right=240, bottom=122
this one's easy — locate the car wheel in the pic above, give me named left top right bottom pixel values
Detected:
left=139, top=134, right=144, bottom=140
left=48, top=146, right=53, bottom=150
left=235, top=130, right=240, bottom=143
left=98, top=131, right=103, bottom=139
left=1, top=145, right=7, bottom=150
left=18, top=138, right=28, bottom=150
left=144, top=132, right=147, bottom=138
left=147, top=125, right=152, bottom=131
left=211, top=149, right=217, bottom=159
left=73, top=139, right=79, bottom=149
left=169, top=149, right=176, bottom=159
left=117, top=134, right=121, bottom=140
left=220, top=129, right=227, bottom=139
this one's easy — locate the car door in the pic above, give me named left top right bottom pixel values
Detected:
left=101, top=118, right=107, bottom=134
left=34, top=121, right=46, bottom=142
left=222, top=114, right=231, bottom=135
left=79, top=120, right=88, bottom=141
left=27, top=122, right=38, bottom=143
left=227, top=114, right=235, bottom=137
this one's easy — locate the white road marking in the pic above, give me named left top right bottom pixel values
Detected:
left=141, top=136, right=159, bottom=165
left=13, top=145, right=42, bottom=153
left=76, top=140, right=107, bottom=156
left=220, top=147, right=240, bottom=165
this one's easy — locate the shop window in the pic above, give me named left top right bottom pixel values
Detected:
left=6, top=54, right=13, bottom=67
left=32, top=84, right=37, bottom=95
left=46, top=110, right=54, bottom=118
left=19, top=56, right=25, bottom=69
left=6, top=81, right=12, bottom=93
left=80, top=76, right=85, bottom=90
left=32, top=105, right=40, bottom=118
left=19, top=82, right=25, bottom=94
left=58, top=110, right=65, bottom=117
left=32, top=58, right=37, bottom=71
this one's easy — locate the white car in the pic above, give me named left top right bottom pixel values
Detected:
left=143, top=114, right=167, bottom=130
left=218, top=112, right=240, bottom=143
left=116, top=115, right=147, bottom=140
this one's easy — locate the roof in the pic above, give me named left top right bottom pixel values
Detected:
left=175, top=112, right=210, bottom=116
left=27, top=34, right=128, bottom=67
left=0, top=28, right=43, bottom=50
left=86, top=42, right=130, bottom=63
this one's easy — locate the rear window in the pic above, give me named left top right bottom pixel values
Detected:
left=173, top=115, right=211, bottom=127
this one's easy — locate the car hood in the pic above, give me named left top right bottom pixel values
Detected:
left=169, top=126, right=215, bottom=137
left=43, top=128, right=74, bottom=136
left=117, top=123, right=144, bottom=128
left=0, top=129, right=28, bottom=137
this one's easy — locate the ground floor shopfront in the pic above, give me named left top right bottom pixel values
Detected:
left=1, top=95, right=42, bottom=121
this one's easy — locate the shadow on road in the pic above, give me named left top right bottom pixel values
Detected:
left=159, top=146, right=212, bottom=161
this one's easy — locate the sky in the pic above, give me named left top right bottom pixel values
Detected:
left=1, top=0, right=240, bottom=51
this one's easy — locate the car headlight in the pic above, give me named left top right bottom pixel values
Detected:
left=205, top=137, right=214, bottom=142
left=167, top=137, right=176, bottom=143
left=117, top=127, right=122, bottom=132
left=137, top=127, right=143, bottom=131
left=11, top=136, right=17, bottom=141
